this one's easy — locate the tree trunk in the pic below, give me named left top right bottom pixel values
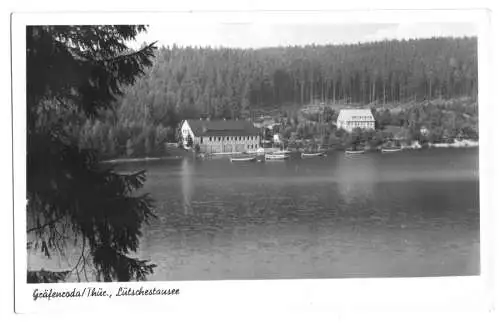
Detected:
left=391, top=82, right=395, bottom=103
left=372, top=81, right=376, bottom=104
left=300, top=81, right=304, bottom=104
left=383, top=82, right=386, bottom=107
left=310, top=80, right=314, bottom=104
left=361, top=81, right=366, bottom=104
left=333, top=81, right=336, bottom=104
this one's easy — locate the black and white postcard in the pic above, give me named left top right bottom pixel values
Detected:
left=11, top=9, right=495, bottom=314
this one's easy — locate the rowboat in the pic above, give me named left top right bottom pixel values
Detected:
left=230, top=156, right=256, bottom=163
left=345, top=150, right=365, bottom=155
left=381, top=147, right=403, bottom=153
left=265, top=153, right=290, bottom=160
left=212, top=151, right=243, bottom=156
left=301, top=152, right=326, bottom=158
left=273, top=150, right=292, bottom=155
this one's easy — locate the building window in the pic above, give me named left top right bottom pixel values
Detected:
left=209, top=137, right=212, bottom=141
left=200, top=137, right=203, bottom=144
left=227, top=137, right=229, bottom=141
left=218, top=137, right=221, bottom=141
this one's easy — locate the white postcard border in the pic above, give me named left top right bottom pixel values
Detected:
left=12, top=9, right=494, bottom=313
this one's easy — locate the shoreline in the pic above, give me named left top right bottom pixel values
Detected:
left=101, top=141, right=478, bottom=164
left=101, top=156, right=183, bottom=164
left=428, top=140, right=479, bottom=149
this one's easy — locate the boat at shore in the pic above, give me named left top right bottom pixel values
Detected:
left=381, top=147, right=403, bottom=153
left=345, top=150, right=365, bottom=155
left=301, top=152, right=326, bottom=158
left=265, top=153, right=290, bottom=160
left=211, top=151, right=243, bottom=156
left=230, top=156, right=257, bottom=163
left=273, top=150, right=292, bottom=155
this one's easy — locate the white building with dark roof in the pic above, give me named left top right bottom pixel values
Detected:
left=180, top=119, right=261, bottom=153
left=336, top=109, right=375, bottom=132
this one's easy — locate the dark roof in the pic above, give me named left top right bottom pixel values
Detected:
left=185, top=119, right=260, bottom=137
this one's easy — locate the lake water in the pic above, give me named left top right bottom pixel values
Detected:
left=124, top=148, right=480, bottom=280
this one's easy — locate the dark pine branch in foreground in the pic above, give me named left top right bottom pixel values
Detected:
left=26, top=25, right=158, bottom=283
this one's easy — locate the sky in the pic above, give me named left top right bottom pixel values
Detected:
left=131, top=22, right=477, bottom=49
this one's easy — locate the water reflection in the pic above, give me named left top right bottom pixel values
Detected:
left=181, top=158, right=194, bottom=216
left=335, top=154, right=377, bottom=205
left=133, top=149, right=479, bottom=280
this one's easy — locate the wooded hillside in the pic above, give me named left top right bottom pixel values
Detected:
left=117, top=37, right=477, bottom=122
left=78, top=37, right=478, bottom=158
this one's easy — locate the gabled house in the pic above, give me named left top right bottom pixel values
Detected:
left=336, top=109, right=375, bottom=132
left=180, top=119, right=261, bottom=153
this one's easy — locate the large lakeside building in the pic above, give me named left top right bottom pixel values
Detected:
left=336, top=109, right=376, bottom=132
left=180, top=119, right=261, bottom=153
